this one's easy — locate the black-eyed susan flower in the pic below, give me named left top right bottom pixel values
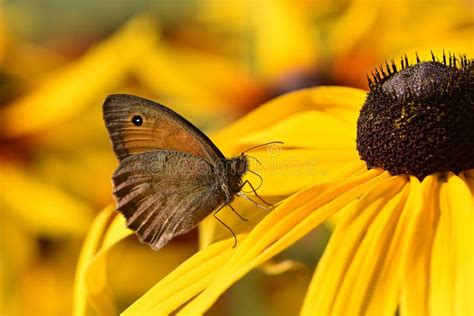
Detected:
left=75, top=53, right=473, bottom=315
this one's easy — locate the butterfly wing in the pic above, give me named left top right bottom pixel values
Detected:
left=112, top=150, right=226, bottom=251
left=103, top=94, right=225, bottom=162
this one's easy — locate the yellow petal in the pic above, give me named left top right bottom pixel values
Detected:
left=85, top=214, right=132, bottom=316
left=309, top=86, right=366, bottom=111
left=73, top=205, right=116, bottom=316
left=251, top=0, right=318, bottom=79
left=237, top=110, right=355, bottom=149
left=1, top=16, right=158, bottom=137
left=400, top=175, right=438, bottom=316
left=301, top=175, right=407, bottom=315
left=178, top=169, right=390, bottom=314
left=322, top=107, right=359, bottom=128
left=73, top=206, right=132, bottom=316
left=330, top=180, right=409, bottom=314
left=365, top=176, right=424, bottom=315
left=259, top=259, right=307, bottom=275
left=430, top=173, right=474, bottom=315
left=247, top=153, right=364, bottom=196
left=329, top=0, right=381, bottom=58
left=131, top=44, right=234, bottom=123
left=214, top=86, right=366, bottom=153
left=1, top=163, right=93, bottom=236
left=123, top=237, right=238, bottom=315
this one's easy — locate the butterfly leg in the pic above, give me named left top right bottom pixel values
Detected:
left=240, top=180, right=273, bottom=206
left=228, top=204, right=248, bottom=222
left=213, top=204, right=238, bottom=248
left=237, top=192, right=272, bottom=211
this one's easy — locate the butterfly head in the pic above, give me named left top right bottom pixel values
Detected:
left=226, top=154, right=248, bottom=176
left=223, top=154, right=248, bottom=193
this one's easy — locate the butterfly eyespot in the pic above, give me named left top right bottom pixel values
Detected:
left=131, top=115, right=143, bottom=126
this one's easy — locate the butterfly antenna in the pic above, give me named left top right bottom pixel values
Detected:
left=247, top=169, right=264, bottom=191
left=247, top=155, right=262, bottom=165
left=242, top=141, right=284, bottom=154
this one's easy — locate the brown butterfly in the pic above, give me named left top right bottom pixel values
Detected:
left=103, top=94, right=276, bottom=251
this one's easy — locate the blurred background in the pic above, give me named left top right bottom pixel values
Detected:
left=0, top=0, right=472, bottom=315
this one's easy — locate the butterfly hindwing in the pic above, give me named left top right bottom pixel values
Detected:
left=103, top=94, right=225, bottom=163
left=112, top=150, right=225, bottom=250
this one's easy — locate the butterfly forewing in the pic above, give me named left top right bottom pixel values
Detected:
left=113, top=150, right=225, bottom=250
left=103, top=94, right=225, bottom=163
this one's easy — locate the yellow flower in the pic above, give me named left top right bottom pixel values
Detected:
left=1, top=13, right=251, bottom=314
left=0, top=11, right=263, bottom=314
left=76, top=54, right=473, bottom=315
left=187, top=0, right=473, bottom=90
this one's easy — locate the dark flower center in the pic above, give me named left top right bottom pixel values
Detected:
left=356, top=54, right=473, bottom=179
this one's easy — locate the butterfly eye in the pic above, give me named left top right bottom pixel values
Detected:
left=131, top=115, right=143, bottom=126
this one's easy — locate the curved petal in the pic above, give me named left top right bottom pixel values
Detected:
left=73, top=206, right=132, bottom=316
left=246, top=153, right=364, bottom=196
left=214, top=86, right=366, bottom=154
left=73, top=205, right=116, bottom=316
left=237, top=111, right=355, bottom=149
left=177, top=169, right=390, bottom=314
left=122, top=237, right=239, bottom=315
left=400, top=175, right=439, bottom=315
left=301, top=175, right=407, bottom=315
left=329, top=181, right=409, bottom=314
left=430, top=173, right=474, bottom=315
left=364, top=176, right=423, bottom=315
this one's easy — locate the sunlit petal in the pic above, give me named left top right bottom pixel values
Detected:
left=214, top=86, right=366, bottom=153
left=73, top=205, right=116, bottom=316
left=237, top=111, right=355, bottom=149
left=400, top=175, right=439, bottom=316
left=73, top=206, right=132, bottom=316
left=123, top=237, right=238, bottom=315
left=364, top=177, right=424, bottom=315
left=247, top=153, right=364, bottom=196
left=301, top=175, right=407, bottom=315
left=330, top=182, right=409, bottom=314
left=178, top=170, right=389, bottom=314
left=430, top=173, right=474, bottom=315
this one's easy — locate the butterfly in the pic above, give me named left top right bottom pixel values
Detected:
left=103, top=94, right=276, bottom=251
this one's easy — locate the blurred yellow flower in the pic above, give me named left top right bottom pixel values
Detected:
left=2, top=0, right=473, bottom=314
left=188, top=0, right=473, bottom=90
left=76, top=66, right=473, bottom=315
left=1, top=16, right=158, bottom=315
left=1, top=13, right=258, bottom=314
